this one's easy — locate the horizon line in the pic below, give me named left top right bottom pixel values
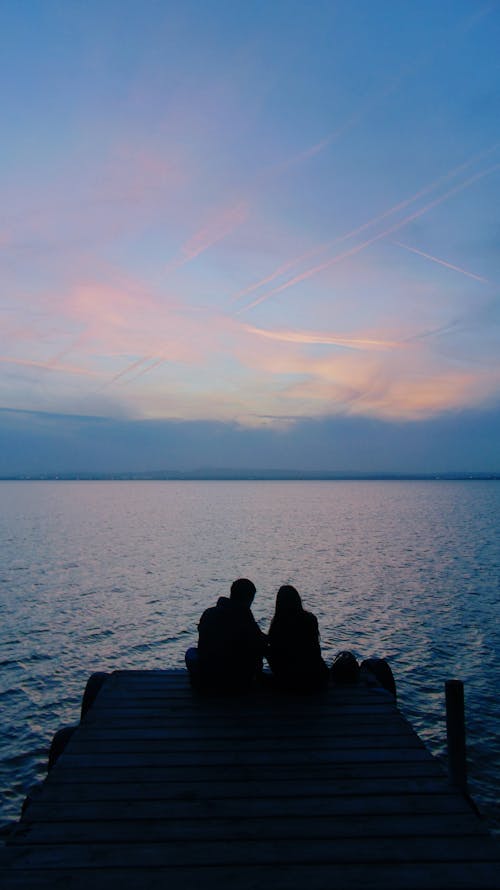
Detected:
left=1, top=470, right=499, bottom=482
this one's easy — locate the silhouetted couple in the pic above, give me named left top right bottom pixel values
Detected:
left=185, top=578, right=329, bottom=693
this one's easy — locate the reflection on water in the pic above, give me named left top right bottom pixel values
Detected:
left=0, top=480, right=499, bottom=835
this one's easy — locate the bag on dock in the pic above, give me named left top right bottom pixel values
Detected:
left=330, top=650, right=360, bottom=684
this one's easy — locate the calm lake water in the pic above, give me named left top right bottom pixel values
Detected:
left=1, top=480, right=499, bottom=836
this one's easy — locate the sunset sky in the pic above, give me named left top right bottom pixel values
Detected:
left=1, top=1, right=499, bottom=474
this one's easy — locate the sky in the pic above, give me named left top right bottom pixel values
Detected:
left=1, top=0, right=499, bottom=475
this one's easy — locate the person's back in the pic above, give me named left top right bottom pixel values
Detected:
left=268, top=585, right=328, bottom=692
left=186, top=578, right=267, bottom=692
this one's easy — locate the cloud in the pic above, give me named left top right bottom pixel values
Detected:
left=3, top=259, right=498, bottom=428
left=1, top=5, right=498, bottom=448
left=234, top=314, right=500, bottom=422
left=1, top=148, right=181, bottom=249
left=1, top=405, right=499, bottom=476
left=243, top=323, right=400, bottom=351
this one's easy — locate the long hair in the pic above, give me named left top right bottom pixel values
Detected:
left=270, top=585, right=303, bottom=634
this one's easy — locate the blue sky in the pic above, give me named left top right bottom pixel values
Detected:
left=1, top=1, right=499, bottom=473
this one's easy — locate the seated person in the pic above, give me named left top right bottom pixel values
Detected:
left=268, top=585, right=329, bottom=692
left=185, top=578, right=268, bottom=692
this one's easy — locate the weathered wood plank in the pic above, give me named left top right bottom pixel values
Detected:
left=21, top=792, right=475, bottom=822
left=87, top=682, right=394, bottom=707
left=53, top=747, right=435, bottom=769
left=2, top=862, right=500, bottom=890
left=10, top=813, right=488, bottom=845
left=65, top=734, right=425, bottom=753
left=81, top=712, right=404, bottom=729
left=93, top=688, right=390, bottom=704
left=78, top=714, right=415, bottom=740
left=25, top=774, right=457, bottom=801
left=82, top=708, right=398, bottom=726
left=3, top=836, right=500, bottom=868
left=45, top=762, right=446, bottom=785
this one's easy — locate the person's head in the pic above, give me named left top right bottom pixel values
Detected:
left=274, top=584, right=303, bottom=616
left=230, top=578, right=256, bottom=607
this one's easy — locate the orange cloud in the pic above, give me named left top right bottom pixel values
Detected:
left=225, top=312, right=500, bottom=424
left=354, top=367, right=500, bottom=420
left=266, top=348, right=500, bottom=422
left=242, top=324, right=400, bottom=351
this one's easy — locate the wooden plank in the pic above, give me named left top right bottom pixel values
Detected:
left=45, top=762, right=446, bottom=785
left=21, top=792, right=475, bottom=821
left=87, top=684, right=394, bottom=705
left=67, top=728, right=424, bottom=754
left=68, top=718, right=413, bottom=738
left=84, top=687, right=395, bottom=705
left=10, top=813, right=488, bottom=845
left=52, top=747, right=435, bottom=768
left=95, top=681, right=388, bottom=698
left=2, top=862, right=500, bottom=890
left=92, top=687, right=391, bottom=704
left=2, top=861, right=498, bottom=890
left=80, top=712, right=404, bottom=730
left=26, top=774, right=457, bottom=801
left=82, top=708, right=398, bottom=725
left=2, top=836, right=500, bottom=868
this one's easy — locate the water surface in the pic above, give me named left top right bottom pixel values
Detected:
left=1, top=480, right=499, bottom=834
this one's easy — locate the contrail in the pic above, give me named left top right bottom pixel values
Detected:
left=173, top=50, right=437, bottom=280
left=120, top=355, right=168, bottom=384
left=238, top=161, right=500, bottom=313
left=166, top=201, right=249, bottom=272
left=253, top=70, right=405, bottom=188
left=231, top=244, right=329, bottom=303
left=231, top=142, right=499, bottom=306
left=243, top=324, right=400, bottom=351
left=105, top=356, right=154, bottom=387
left=170, top=0, right=498, bottom=283
left=0, top=356, right=99, bottom=377
left=391, top=240, right=489, bottom=283
left=45, top=332, right=92, bottom=368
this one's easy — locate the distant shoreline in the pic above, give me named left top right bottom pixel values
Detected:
left=1, top=472, right=499, bottom=482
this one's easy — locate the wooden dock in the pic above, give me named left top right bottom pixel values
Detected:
left=1, top=669, right=499, bottom=889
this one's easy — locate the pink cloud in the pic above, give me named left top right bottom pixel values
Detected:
left=229, top=317, right=500, bottom=423
left=0, top=139, right=188, bottom=257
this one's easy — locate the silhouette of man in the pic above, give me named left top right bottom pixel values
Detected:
left=185, top=578, right=268, bottom=691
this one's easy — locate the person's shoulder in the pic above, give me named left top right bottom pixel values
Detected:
left=200, top=597, right=228, bottom=620
left=199, top=605, right=214, bottom=624
left=304, top=610, right=319, bottom=627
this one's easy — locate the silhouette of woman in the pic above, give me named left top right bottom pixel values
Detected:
left=268, top=585, right=329, bottom=692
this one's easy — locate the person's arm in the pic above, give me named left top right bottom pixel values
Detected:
left=250, top=614, right=269, bottom=653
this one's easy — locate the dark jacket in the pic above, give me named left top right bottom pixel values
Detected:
left=197, top=596, right=267, bottom=688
